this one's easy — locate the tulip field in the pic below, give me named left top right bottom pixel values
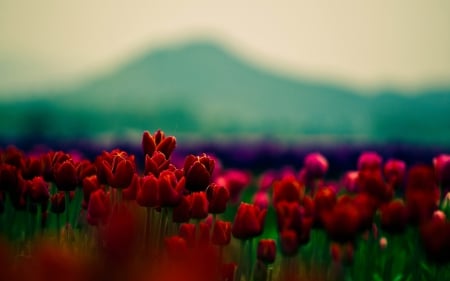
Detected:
left=1, top=130, right=450, bottom=281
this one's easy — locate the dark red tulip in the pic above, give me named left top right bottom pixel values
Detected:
left=102, top=152, right=135, bottom=189
left=272, top=175, right=304, bottom=206
left=53, top=160, right=78, bottom=191
left=82, top=175, right=101, bottom=205
left=179, top=222, right=211, bottom=247
left=22, top=156, right=43, bottom=180
left=1, top=146, right=24, bottom=169
left=26, top=176, right=49, bottom=204
left=50, top=192, right=65, bottom=214
left=221, top=263, right=237, bottom=281
left=87, top=189, right=111, bottom=226
left=257, top=239, right=276, bottom=264
left=172, top=195, right=191, bottom=223
left=206, top=183, right=229, bottom=214
left=164, top=236, right=188, bottom=259
left=212, top=220, right=232, bottom=246
left=76, top=160, right=96, bottom=185
left=380, top=199, right=408, bottom=234
left=142, top=130, right=177, bottom=158
left=0, top=163, right=19, bottom=192
left=420, top=217, right=450, bottom=264
left=275, top=201, right=303, bottom=233
left=358, top=173, right=393, bottom=207
left=314, top=186, right=337, bottom=226
left=184, top=154, right=215, bottom=192
left=279, top=229, right=299, bottom=257
left=188, top=191, right=209, bottom=220
left=352, top=193, right=376, bottom=231
left=159, top=170, right=183, bottom=207
left=384, top=159, right=406, bottom=189
left=323, top=202, right=361, bottom=243
left=136, top=174, right=159, bottom=208
left=232, top=203, right=267, bottom=240
left=122, top=173, right=139, bottom=201
left=144, top=151, right=171, bottom=176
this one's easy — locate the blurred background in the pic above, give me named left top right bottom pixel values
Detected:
left=1, top=0, right=450, bottom=151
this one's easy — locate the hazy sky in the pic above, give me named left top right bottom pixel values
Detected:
left=1, top=0, right=450, bottom=93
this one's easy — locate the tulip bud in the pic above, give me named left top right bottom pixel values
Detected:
left=212, top=220, right=232, bottom=246
left=257, top=239, right=276, bottom=264
left=379, top=237, right=388, bottom=249
left=184, top=154, right=215, bottom=192
left=207, top=183, right=229, bottom=214
left=188, top=191, right=209, bottom=220
left=53, top=160, right=78, bottom=191
left=232, top=203, right=267, bottom=240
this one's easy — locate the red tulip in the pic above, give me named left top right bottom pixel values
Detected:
left=26, top=176, right=49, bottom=204
left=434, top=154, right=450, bottom=190
left=136, top=174, right=159, bottom=208
left=272, top=175, right=304, bottom=206
left=173, top=196, right=191, bottom=223
left=102, top=152, right=135, bottom=189
left=420, top=218, right=450, bottom=264
left=142, top=130, right=177, bottom=158
left=122, top=173, right=139, bottom=201
left=144, top=151, right=170, bottom=176
left=188, top=191, right=209, bottom=220
left=159, top=170, right=183, bottom=207
left=184, top=154, right=215, bottom=192
left=164, top=236, right=188, bottom=259
left=232, top=203, right=266, bottom=240
left=257, top=239, right=276, bottom=264
left=22, top=156, right=43, bottom=180
left=323, top=202, right=361, bottom=243
left=87, top=189, right=111, bottom=226
left=314, top=186, right=337, bottom=225
left=252, top=192, right=270, bottom=210
left=212, top=220, right=231, bottom=246
left=0, top=163, right=19, bottom=192
left=53, top=160, right=78, bottom=191
left=82, top=175, right=100, bottom=205
left=380, top=199, right=408, bottom=234
left=279, top=229, right=299, bottom=257
left=50, top=192, right=65, bottom=214
left=206, top=183, right=229, bottom=214
left=384, top=159, right=406, bottom=189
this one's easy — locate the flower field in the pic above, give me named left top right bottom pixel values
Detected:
left=1, top=130, right=450, bottom=281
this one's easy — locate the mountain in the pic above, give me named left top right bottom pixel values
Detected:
left=1, top=41, right=449, bottom=145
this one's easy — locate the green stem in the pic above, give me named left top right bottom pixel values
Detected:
left=236, top=240, right=247, bottom=281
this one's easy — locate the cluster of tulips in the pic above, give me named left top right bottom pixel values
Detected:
left=1, top=130, right=450, bottom=281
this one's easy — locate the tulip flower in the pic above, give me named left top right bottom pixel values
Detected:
left=212, top=220, right=232, bottom=246
left=184, top=154, right=215, bottom=192
left=206, top=183, right=229, bottom=214
left=144, top=151, right=171, bottom=176
left=384, top=159, right=406, bottom=189
left=272, top=175, right=304, bottom=206
left=87, top=189, right=111, bottom=226
left=142, top=130, right=177, bottom=158
left=216, top=169, right=251, bottom=203
left=136, top=174, right=159, bottom=208
left=188, top=191, right=209, bottom=220
left=101, top=152, right=135, bottom=189
left=379, top=199, right=408, bottom=234
left=53, top=160, right=78, bottom=191
left=232, top=203, right=266, bottom=240
left=257, top=239, right=276, bottom=264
